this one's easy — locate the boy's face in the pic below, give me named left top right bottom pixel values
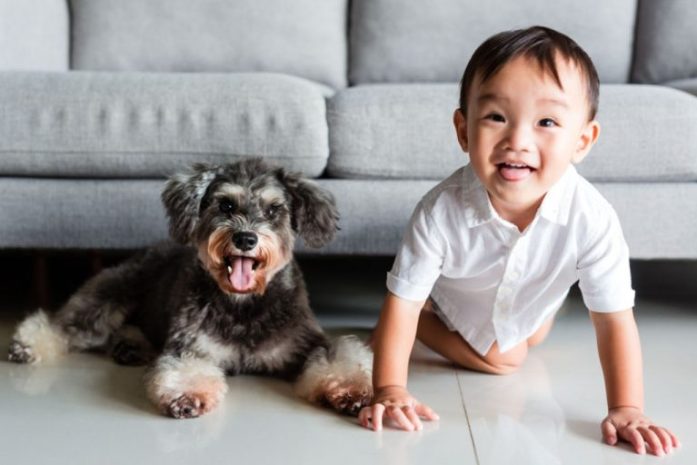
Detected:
left=454, top=55, right=600, bottom=222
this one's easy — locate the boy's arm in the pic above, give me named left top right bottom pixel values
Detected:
left=590, top=309, right=679, bottom=456
left=359, top=292, right=438, bottom=431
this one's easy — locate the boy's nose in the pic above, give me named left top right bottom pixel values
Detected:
left=503, top=125, right=534, bottom=152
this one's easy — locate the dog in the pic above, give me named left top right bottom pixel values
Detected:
left=8, top=158, right=373, bottom=419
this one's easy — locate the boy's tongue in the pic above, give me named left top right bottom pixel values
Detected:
left=229, top=257, right=255, bottom=291
left=499, top=164, right=532, bottom=181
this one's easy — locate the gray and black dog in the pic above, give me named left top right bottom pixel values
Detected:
left=8, top=158, right=373, bottom=419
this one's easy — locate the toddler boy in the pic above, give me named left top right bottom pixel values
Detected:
left=358, top=26, right=679, bottom=457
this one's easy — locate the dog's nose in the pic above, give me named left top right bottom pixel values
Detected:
left=232, top=232, right=258, bottom=251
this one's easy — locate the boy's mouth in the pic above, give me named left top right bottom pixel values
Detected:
left=497, top=162, right=536, bottom=181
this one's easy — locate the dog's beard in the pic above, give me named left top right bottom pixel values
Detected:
left=198, top=228, right=291, bottom=296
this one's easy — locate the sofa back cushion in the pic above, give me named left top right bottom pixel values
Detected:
left=70, top=0, right=348, bottom=88
left=349, top=0, right=636, bottom=85
left=0, top=0, right=69, bottom=70
left=632, top=0, right=697, bottom=84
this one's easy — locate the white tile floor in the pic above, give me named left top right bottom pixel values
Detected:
left=1, top=287, right=695, bottom=464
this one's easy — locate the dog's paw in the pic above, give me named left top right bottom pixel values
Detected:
left=321, top=380, right=373, bottom=416
left=168, top=394, right=206, bottom=419
left=8, top=341, right=35, bottom=364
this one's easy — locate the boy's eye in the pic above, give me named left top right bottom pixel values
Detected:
left=538, top=118, right=557, bottom=128
left=485, top=113, right=506, bottom=123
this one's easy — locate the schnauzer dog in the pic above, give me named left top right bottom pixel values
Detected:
left=8, top=158, right=373, bottom=419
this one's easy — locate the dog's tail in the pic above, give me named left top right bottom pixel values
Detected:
left=294, top=335, right=373, bottom=415
left=8, top=309, right=69, bottom=364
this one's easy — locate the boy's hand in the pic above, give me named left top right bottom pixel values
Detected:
left=602, top=406, right=680, bottom=456
left=358, top=385, right=439, bottom=431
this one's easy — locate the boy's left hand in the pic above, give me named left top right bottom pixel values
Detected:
left=602, top=406, right=680, bottom=456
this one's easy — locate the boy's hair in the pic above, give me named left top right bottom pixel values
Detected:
left=459, top=26, right=600, bottom=120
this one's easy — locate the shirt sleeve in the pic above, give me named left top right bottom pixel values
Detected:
left=386, top=200, right=446, bottom=302
left=577, top=207, right=635, bottom=312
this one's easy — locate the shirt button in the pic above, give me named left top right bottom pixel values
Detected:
left=509, top=271, right=520, bottom=280
left=499, top=286, right=511, bottom=296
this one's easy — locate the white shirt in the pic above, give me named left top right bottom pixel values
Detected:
left=387, top=164, right=635, bottom=355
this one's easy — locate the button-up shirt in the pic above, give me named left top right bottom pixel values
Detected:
left=386, top=164, right=635, bottom=355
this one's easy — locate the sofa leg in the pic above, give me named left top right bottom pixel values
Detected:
left=33, top=252, right=51, bottom=309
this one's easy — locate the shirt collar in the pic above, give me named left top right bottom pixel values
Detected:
left=537, top=165, right=577, bottom=226
left=461, top=164, right=578, bottom=228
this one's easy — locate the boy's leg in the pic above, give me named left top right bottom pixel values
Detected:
left=415, top=302, right=553, bottom=375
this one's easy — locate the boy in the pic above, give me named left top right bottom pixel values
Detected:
left=358, top=26, right=680, bottom=457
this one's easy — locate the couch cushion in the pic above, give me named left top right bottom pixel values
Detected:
left=327, top=84, right=697, bottom=182
left=0, top=0, right=69, bottom=70
left=69, top=0, right=348, bottom=89
left=632, top=0, right=697, bottom=84
left=3, top=177, right=697, bottom=259
left=664, top=78, right=697, bottom=98
left=349, top=0, right=636, bottom=85
left=0, top=72, right=329, bottom=178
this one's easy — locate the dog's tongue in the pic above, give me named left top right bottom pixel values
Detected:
left=230, top=257, right=255, bottom=291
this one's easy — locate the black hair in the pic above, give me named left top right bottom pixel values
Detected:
left=459, top=26, right=600, bottom=120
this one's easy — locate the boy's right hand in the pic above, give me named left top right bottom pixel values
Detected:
left=358, top=385, right=439, bottom=431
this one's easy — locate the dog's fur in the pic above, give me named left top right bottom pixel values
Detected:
left=8, top=158, right=373, bottom=418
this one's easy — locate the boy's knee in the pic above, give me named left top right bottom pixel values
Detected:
left=480, top=343, right=528, bottom=375
left=527, top=317, right=554, bottom=348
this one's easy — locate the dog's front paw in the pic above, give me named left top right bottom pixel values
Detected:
left=8, top=341, right=35, bottom=364
left=322, top=379, right=373, bottom=416
left=168, top=394, right=205, bottom=419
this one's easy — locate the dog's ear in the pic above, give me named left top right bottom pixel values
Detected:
left=277, top=169, right=339, bottom=248
left=161, top=163, right=219, bottom=244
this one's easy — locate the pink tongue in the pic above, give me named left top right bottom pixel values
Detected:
left=230, top=257, right=255, bottom=291
left=499, top=165, right=532, bottom=181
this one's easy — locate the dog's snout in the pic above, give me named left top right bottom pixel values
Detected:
left=232, top=232, right=258, bottom=251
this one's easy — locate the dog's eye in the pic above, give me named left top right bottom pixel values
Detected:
left=266, top=204, right=283, bottom=218
left=219, top=200, right=236, bottom=214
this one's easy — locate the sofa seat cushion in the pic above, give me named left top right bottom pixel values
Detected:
left=349, top=0, right=636, bottom=85
left=70, top=0, right=348, bottom=89
left=0, top=72, right=330, bottom=178
left=327, top=84, right=697, bottom=182
left=665, top=79, right=697, bottom=98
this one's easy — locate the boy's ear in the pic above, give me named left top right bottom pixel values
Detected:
left=453, top=109, right=469, bottom=152
left=573, top=120, right=601, bottom=164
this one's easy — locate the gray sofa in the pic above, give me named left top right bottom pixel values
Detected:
left=1, top=0, right=697, bottom=259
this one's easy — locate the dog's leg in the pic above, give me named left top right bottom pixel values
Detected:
left=109, top=325, right=156, bottom=366
left=294, top=335, right=374, bottom=416
left=144, top=353, right=228, bottom=419
left=8, top=265, right=136, bottom=365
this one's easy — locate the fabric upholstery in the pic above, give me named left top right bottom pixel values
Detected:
left=2, top=177, right=696, bottom=259
left=664, top=78, right=697, bottom=97
left=632, top=0, right=697, bottom=84
left=0, top=72, right=330, bottom=178
left=69, top=0, right=348, bottom=88
left=327, top=84, right=697, bottom=182
left=349, top=0, right=636, bottom=85
left=0, top=0, right=69, bottom=70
